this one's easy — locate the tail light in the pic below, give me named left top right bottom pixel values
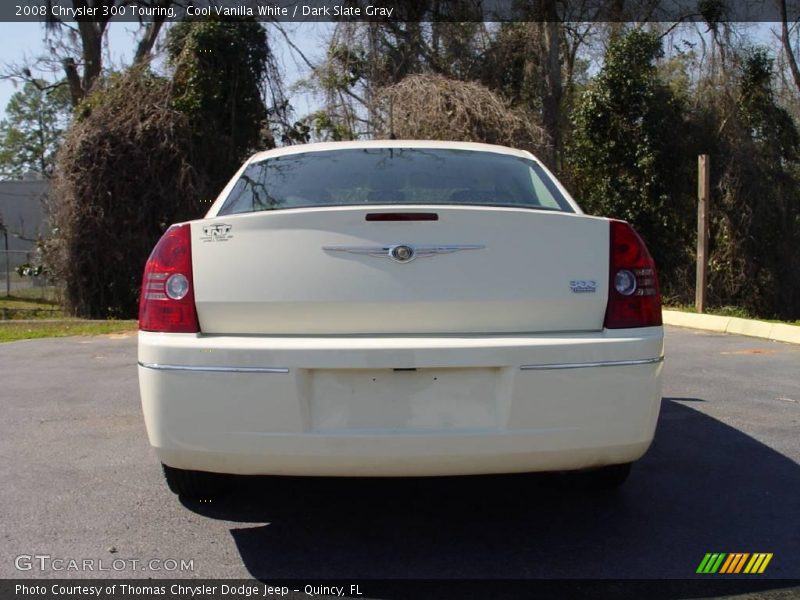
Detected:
left=139, top=223, right=200, bottom=333
left=604, top=220, right=662, bottom=329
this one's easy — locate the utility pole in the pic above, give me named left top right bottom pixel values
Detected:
left=696, top=155, right=710, bottom=312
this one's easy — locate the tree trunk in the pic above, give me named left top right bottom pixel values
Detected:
left=134, top=21, right=166, bottom=65
left=779, top=0, right=800, bottom=94
left=77, top=20, right=104, bottom=97
left=62, top=58, right=83, bottom=107
left=539, top=17, right=562, bottom=168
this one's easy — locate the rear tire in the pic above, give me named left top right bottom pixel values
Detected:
left=161, top=463, right=231, bottom=499
left=557, top=462, right=633, bottom=490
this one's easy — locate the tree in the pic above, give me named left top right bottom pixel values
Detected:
left=778, top=0, right=800, bottom=94
left=479, top=21, right=562, bottom=167
left=46, top=17, right=291, bottom=318
left=52, top=0, right=182, bottom=106
left=566, top=29, right=695, bottom=294
left=307, top=6, right=598, bottom=167
left=306, top=14, right=488, bottom=141
left=167, top=17, right=291, bottom=198
left=699, top=47, right=800, bottom=317
left=1, top=1, right=179, bottom=108
left=0, top=80, right=70, bottom=178
left=45, top=68, right=199, bottom=318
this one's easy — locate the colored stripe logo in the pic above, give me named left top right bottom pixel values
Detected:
left=697, top=553, right=773, bottom=574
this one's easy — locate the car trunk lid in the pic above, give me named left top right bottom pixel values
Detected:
left=191, top=206, right=610, bottom=335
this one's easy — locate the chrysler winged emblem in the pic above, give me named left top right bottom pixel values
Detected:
left=322, top=243, right=485, bottom=263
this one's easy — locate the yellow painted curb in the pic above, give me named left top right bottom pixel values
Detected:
left=770, top=323, right=800, bottom=345
left=662, top=310, right=800, bottom=345
left=662, top=310, right=730, bottom=333
left=725, top=317, right=774, bottom=339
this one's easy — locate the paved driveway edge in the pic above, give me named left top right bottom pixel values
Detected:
left=663, top=310, right=800, bottom=344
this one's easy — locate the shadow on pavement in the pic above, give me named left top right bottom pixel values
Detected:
left=181, top=399, right=800, bottom=598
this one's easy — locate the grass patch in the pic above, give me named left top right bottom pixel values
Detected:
left=1, top=295, right=61, bottom=309
left=0, top=293, right=63, bottom=319
left=0, top=320, right=137, bottom=343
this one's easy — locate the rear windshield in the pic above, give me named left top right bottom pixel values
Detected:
left=218, top=148, right=574, bottom=215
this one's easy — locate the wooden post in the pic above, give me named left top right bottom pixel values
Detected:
left=1, top=219, right=9, bottom=297
left=696, top=155, right=710, bottom=313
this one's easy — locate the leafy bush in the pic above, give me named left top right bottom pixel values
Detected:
left=566, top=30, right=695, bottom=301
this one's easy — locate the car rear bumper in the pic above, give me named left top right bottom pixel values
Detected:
left=138, top=328, right=663, bottom=476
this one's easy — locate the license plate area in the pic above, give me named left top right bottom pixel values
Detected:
left=309, top=368, right=500, bottom=431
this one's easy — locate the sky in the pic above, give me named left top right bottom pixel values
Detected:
left=0, top=20, right=329, bottom=122
left=0, top=19, right=783, bottom=126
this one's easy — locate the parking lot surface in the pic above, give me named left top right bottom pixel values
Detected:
left=1, top=327, right=798, bottom=591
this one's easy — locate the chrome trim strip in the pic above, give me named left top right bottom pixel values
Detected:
left=520, top=356, right=664, bottom=371
left=323, top=244, right=485, bottom=263
left=138, top=362, right=289, bottom=374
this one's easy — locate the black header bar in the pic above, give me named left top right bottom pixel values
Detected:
left=3, top=0, right=800, bottom=23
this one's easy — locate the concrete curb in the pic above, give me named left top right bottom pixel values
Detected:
left=662, top=310, right=800, bottom=345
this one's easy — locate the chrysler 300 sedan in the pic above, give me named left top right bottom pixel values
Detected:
left=137, top=140, right=664, bottom=497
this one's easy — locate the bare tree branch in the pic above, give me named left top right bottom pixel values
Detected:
left=271, top=23, right=317, bottom=72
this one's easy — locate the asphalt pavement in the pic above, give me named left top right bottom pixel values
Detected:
left=0, top=327, right=798, bottom=596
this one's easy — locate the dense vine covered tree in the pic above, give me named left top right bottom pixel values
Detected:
left=566, top=30, right=695, bottom=297
left=48, top=17, right=291, bottom=318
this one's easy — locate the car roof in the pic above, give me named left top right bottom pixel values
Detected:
left=247, top=140, right=537, bottom=164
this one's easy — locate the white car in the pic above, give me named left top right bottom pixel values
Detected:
left=138, top=140, right=664, bottom=497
